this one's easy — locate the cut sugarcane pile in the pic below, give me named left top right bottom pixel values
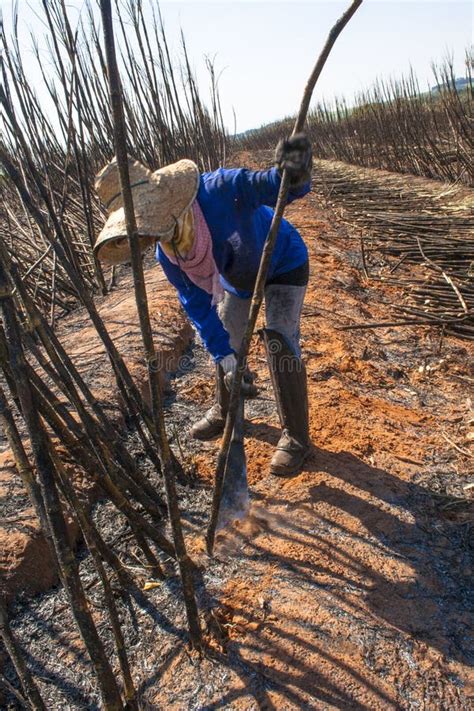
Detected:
left=316, top=159, right=474, bottom=338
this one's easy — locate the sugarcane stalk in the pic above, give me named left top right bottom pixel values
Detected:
left=0, top=383, right=48, bottom=528
left=21, top=328, right=166, bottom=520
left=0, top=598, right=46, bottom=711
left=0, top=146, right=142, bottom=439
left=0, top=278, right=136, bottom=704
left=52, top=454, right=138, bottom=708
left=314, top=158, right=473, bottom=338
left=0, top=316, right=168, bottom=560
left=20, top=369, right=170, bottom=570
left=0, top=672, right=31, bottom=710
left=99, top=0, right=201, bottom=647
left=1, top=137, right=187, bottom=488
left=206, top=0, right=364, bottom=554
left=0, top=257, right=124, bottom=710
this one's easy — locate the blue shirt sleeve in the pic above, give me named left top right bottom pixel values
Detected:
left=216, top=167, right=310, bottom=210
left=156, top=247, right=233, bottom=362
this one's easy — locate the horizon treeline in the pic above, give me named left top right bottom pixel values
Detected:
left=238, top=54, right=473, bottom=186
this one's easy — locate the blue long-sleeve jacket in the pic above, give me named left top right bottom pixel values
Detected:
left=156, top=167, right=310, bottom=361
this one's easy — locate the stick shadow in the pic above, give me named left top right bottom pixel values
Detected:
left=245, top=420, right=472, bottom=667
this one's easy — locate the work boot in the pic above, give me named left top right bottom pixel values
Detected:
left=191, top=364, right=229, bottom=440
left=260, top=328, right=310, bottom=476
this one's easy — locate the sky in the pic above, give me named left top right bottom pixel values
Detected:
left=2, top=1, right=472, bottom=133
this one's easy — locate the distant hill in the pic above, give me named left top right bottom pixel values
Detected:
left=431, top=77, right=472, bottom=93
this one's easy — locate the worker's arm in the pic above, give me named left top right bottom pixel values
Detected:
left=216, top=167, right=310, bottom=211
left=216, top=132, right=312, bottom=209
left=157, top=248, right=233, bottom=362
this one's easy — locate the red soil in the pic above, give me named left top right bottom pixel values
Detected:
left=166, top=180, right=473, bottom=709
left=2, top=158, right=473, bottom=708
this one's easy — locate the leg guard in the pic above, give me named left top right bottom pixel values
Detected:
left=260, top=328, right=310, bottom=476
left=218, top=290, right=258, bottom=398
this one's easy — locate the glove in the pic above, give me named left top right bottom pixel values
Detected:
left=274, top=132, right=312, bottom=188
left=220, top=354, right=258, bottom=398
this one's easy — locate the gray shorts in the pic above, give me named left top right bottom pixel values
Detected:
left=218, top=284, right=306, bottom=357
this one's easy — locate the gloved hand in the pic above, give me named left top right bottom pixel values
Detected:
left=274, top=132, right=312, bottom=188
left=220, top=354, right=258, bottom=398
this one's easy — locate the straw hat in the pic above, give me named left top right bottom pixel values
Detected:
left=94, top=157, right=200, bottom=265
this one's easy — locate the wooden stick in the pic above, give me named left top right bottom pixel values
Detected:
left=0, top=672, right=31, bottom=709
left=0, top=283, right=169, bottom=567
left=0, top=256, right=123, bottom=710
left=9, top=266, right=166, bottom=517
left=52, top=454, right=138, bottom=709
left=0, top=598, right=46, bottom=711
left=99, top=0, right=201, bottom=647
left=0, top=382, right=48, bottom=529
left=206, top=0, right=364, bottom=554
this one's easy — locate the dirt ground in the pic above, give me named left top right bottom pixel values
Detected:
left=2, top=160, right=473, bottom=709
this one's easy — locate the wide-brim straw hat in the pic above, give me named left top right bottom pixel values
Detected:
left=94, top=157, right=200, bottom=265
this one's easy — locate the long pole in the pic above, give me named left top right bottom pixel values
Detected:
left=99, top=0, right=201, bottom=647
left=206, top=0, right=364, bottom=553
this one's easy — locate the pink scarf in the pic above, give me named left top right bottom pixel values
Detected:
left=167, top=201, right=224, bottom=306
